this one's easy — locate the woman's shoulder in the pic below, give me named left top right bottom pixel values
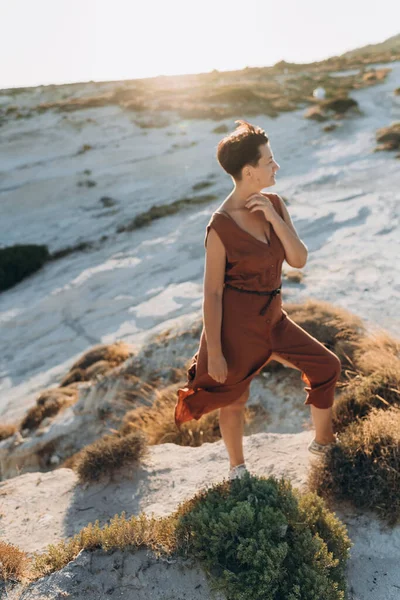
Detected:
left=204, top=211, right=231, bottom=250
left=207, top=210, right=227, bottom=226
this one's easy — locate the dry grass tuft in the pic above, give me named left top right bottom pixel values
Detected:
left=74, top=431, right=148, bottom=483
left=375, top=122, right=400, bottom=151
left=332, top=330, right=400, bottom=430
left=120, top=387, right=221, bottom=446
left=282, top=298, right=365, bottom=371
left=119, top=386, right=259, bottom=446
left=352, top=330, right=400, bottom=375
left=15, top=341, right=134, bottom=434
left=19, top=387, right=78, bottom=432
left=333, top=369, right=400, bottom=431
left=28, top=511, right=180, bottom=582
left=60, top=341, right=133, bottom=386
left=0, top=540, right=30, bottom=582
left=0, top=423, right=17, bottom=441
left=308, top=406, right=400, bottom=525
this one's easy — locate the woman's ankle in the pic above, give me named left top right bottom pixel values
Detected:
left=314, top=434, right=336, bottom=445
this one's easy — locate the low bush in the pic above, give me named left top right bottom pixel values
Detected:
left=174, top=474, right=352, bottom=600
left=74, top=431, right=148, bottom=483
left=332, top=330, right=400, bottom=430
left=309, top=406, right=400, bottom=525
left=321, top=96, right=359, bottom=114
left=0, top=540, right=30, bottom=581
left=333, top=370, right=400, bottom=431
left=0, top=244, right=49, bottom=292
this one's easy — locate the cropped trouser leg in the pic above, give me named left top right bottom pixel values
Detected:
left=269, top=316, right=342, bottom=409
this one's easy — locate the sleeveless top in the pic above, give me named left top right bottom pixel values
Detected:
left=204, top=193, right=285, bottom=292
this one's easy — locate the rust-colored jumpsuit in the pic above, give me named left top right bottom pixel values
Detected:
left=174, top=193, right=341, bottom=430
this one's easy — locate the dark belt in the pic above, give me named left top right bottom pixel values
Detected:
left=224, top=282, right=282, bottom=316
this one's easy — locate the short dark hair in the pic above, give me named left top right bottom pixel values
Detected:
left=216, top=119, right=269, bottom=181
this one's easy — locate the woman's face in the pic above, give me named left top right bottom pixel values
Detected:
left=258, top=143, right=280, bottom=188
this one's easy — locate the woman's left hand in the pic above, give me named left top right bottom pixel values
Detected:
left=244, top=193, right=278, bottom=223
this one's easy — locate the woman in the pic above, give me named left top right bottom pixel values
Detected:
left=174, top=120, right=341, bottom=480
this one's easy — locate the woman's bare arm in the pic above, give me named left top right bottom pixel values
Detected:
left=203, top=228, right=226, bottom=356
left=261, top=193, right=308, bottom=268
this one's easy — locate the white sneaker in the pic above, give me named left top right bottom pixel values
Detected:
left=228, top=463, right=249, bottom=480
left=308, top=433, right=340, bottom=456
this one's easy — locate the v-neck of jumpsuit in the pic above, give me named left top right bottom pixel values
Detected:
left=174, top=193, right=289, bottom=429
left=215, top=209, right=272, bottom=247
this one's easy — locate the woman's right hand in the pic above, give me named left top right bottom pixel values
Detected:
left=207, top=352, right=228, bottom=383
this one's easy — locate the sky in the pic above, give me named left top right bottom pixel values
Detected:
left=1, top=0, right=399, bottom=90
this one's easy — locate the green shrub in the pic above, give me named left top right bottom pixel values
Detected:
left=174, top=474, right=351, bottom=600
left=0, top=244, right=49, bottom=291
